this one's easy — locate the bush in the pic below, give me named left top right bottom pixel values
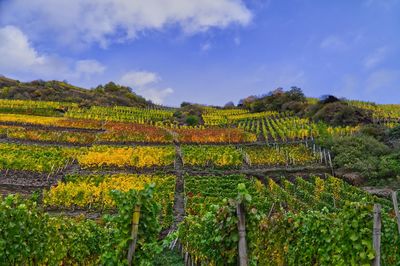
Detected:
left=238, top=87, right=307, bottom=114
left=311, top=102, right=372, bottom=126
left=332, top=136, right=390, bottom=179
left=379, top=152, right=400, bottom=178
left=358, top=124, right=387, bottom=141
left=185, top=115, right=200, bottom=126
left=389, top=125, right=400, bottom=141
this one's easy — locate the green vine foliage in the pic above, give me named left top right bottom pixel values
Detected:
left=380, top=211, right=400, bottom=265
left=178, top=183, right=258, bottom=264
left=251, top=201, right=400, bottom=265
left=259, top=202, right=374, bottom=265
left=0, top=194, right=106, bottom=265
left=178, top=180, right=400, bottom=266
left=101, top=184, right=162, bottom=265
left=1, top=185, right=166, bottom=265
left=178, top=200, right=238, bottom=263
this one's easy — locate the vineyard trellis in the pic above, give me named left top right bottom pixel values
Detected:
left=0, top=99, right=399, bottom=264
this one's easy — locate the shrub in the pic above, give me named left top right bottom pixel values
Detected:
left=311, top=102, right=372, bottom=126
left=379, top=152, right=400, bottom=178
left=185, top=115, right=199, bottom=126
left=332, top=135, right=390, bottom=179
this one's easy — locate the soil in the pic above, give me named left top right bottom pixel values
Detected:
left=172, top=144, right=185, bottom=229
left=362, top=187, right=393, bottom=198
left=0, top=137, right=93, bottom=147
left=0, top=169, right=62, bottom=187
left=335, top=169, right=365, bottom=186
left=0, top=184, right=46, bottom=196
left=0, top=121, right=104, bottom=133
left=46, top=209, right=104, bottom=220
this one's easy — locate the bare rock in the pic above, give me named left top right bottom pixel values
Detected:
left=362, top=187, right=393, bottom=198
left=335, top=169, right=365, bottom=186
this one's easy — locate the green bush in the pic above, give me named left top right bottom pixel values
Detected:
left=379, top=152, right=400, bottom=178
left=389, top=125, right=400, bottom=139
left=185, top=115, right=200, bottom=126
left=359, top=124, right=388, bottom=141
left=332, top=136, right=390, bottom=178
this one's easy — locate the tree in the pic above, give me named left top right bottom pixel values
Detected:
left=224, top=101, right=235, bottom=108
left=287, top=86, right=306, bottom=102
left=180, top=102, right=191, bottom=108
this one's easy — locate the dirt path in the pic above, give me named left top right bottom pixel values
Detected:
left=362, top=187, right=393, bottom=198
left=0, top=121, right=104, bottom=133
left=46, top=209, right=105, bottom=220
left=0, top=184, right=46, bottom=196
left=172, top=140, right=185, bottom=230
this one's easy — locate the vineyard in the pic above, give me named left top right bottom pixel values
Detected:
left=179, top=175, right=399, bottom=265
left=349, top=100, right=400, bottom=122
left=1, top=98, right=400, bottom=265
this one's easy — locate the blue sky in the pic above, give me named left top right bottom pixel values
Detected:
left=0, top=0, right=399, bottom=106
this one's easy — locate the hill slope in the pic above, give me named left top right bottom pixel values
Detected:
left=0, top=76, right=152, bottom=107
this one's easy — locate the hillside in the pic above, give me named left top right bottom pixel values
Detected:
left=0, top=86, right=399, bottom=265
left=0, top=76, right=152, bottom=107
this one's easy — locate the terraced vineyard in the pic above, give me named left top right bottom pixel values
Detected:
left=179, top=175, right=399, bottom=265
left=349, top=100, right=400, bottom=122
left=0, top=99, right=399, bottom=265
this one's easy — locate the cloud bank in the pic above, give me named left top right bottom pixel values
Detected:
left=0, top=25, right=105, bottom=80
left=1, top=0, right=252, bottom=48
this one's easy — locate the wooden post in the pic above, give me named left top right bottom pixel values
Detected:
left=184, top=252, right=188, bottom=266
left=127, top=204, right=141, bottom=266
left=237, top=202, right=248, bottom=266
left=327, top=151, right=334, bottom=176
left=267, top=203, right=275, bottom=218
left=391, top=191, right=400, bottom=235
left=328, top=151, right=333, bottom=167
left=319, top=147, right=323, bottom=163
left=372, top=204, right=381, bottom=266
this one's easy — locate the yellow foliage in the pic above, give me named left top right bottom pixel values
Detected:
left=43, top=174, right=175, bottom=208
left=77, top=146, right=175, bottom=168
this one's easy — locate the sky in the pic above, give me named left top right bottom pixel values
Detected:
left=0, top=0, right=399, bottom=106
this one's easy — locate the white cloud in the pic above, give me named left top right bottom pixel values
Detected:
left=0, top=24, right=171, bottom=103
left=1, top=0, right=252, bottom=48
left=120, top=71, right=160, bottom=87
left=363, top=46, right=389, bottom=69
left=0, top=25, right=48, bottom=72
left=119, top=70, right=173, bottom=104
left=0, top=25, right=105, bottom=80
left=137, top=87, right=174, bottom=104
left=75, top=60, right=106, bottom=76
left=0, top=25, right=72, bottom=77
left=320, top=35, right=347, bottom=51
